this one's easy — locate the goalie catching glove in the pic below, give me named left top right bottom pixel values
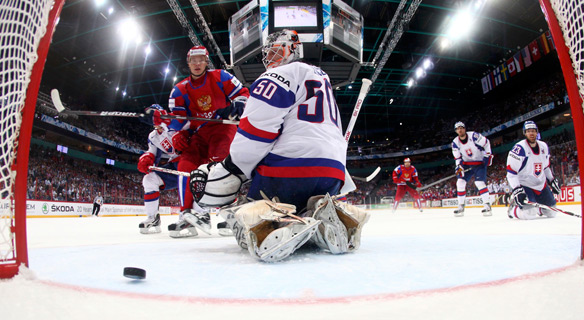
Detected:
left=189, top=155, right=248, bottom=206
left=137, top=152, right=155, bottom=174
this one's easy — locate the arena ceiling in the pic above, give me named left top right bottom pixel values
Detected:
left=40, top=0, right=552, bottom=135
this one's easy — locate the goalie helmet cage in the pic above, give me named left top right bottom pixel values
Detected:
left=539, top=0, right=584, bottom=260
left=0, top=0, right=66, bottom=278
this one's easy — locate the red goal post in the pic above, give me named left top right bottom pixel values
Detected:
left=539, top=0, right=584, bottom=260
left=0, top=0, right=65, bottom=278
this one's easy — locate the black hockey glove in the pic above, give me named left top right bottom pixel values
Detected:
left=548, top=178, right=561, bottom=195
left=405, top=181, right=417, bottom=190
left=216, top=96, right=247, bottom=121
left=511, top=187, right=527, bottom=208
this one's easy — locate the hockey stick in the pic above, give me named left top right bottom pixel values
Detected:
left=50, top=89, right=239, bottom=125
left=417, top=168, right=471, bottom=191
left=340, top=79, right=373, bottom=195
left=351, top=166, right=381, bottom=182
left=525, top=201, right=581, bottom=218
left=148, top=166, right=190, bottom=177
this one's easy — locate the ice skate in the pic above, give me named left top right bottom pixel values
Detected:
left=139, top=214, right=161, bottom=234
left=182, top=208, right=212, bottom=235
left=217, top=221, right=233, bottom=236
left=454, top=204, right=465, bottom=217
left=482, top=203, right=492, bottom=217
left=168, top=214, right=198, bottom=238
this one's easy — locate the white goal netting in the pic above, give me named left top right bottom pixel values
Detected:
left=549, top=0, right=584, bottom=103
left=0, top=0, right=55, bottom=272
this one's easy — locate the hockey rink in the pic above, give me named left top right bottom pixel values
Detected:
left=2, top=205, right=584, bottom=319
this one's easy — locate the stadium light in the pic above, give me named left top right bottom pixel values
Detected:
left=108, top=7, right=114, bottom=15
left=415, top=67, right=425, bottom=79
left=144, top=46, right=151, bottom=56
left=423, top=58, right=433, bottom=70
left=118, top=17, right=141, bottom=45
left=406, top=78, right=415, bottom=88
left=94, top=0, right=106, bottom=7
left=447, top=8, right=474, bottom=40
left=164, top=68, right=170, bottom=75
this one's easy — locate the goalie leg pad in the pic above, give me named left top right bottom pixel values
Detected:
left=309, top=193, right=370, bottom=254
left=234, top=200, right=320, bottom=262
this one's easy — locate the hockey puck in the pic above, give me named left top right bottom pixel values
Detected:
left=123, top=267, right=146, bottom=280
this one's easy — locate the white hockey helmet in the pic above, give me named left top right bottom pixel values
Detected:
left=262, top=29, right=303, bottom=70
left=523, top=120, right=538, bottom=133
left=454, top=121, right=465, bottom=130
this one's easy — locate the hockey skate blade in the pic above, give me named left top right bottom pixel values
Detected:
left=139, top=226, right=161, bottom=234
left=123, top=267, right=146, bottom=280
left=183, top=214, right=212, bottom=235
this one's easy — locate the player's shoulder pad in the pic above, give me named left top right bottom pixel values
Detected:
left=471, top=131, right=481, bottom=140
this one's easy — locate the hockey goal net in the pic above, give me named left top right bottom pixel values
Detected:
left=539, top=0, right=584, bottom=260
left=0, top=0, right=65, bottom=278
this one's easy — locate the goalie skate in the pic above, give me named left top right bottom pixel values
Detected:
left=139, top=214, right=161, bottom=234
left=168, top=215, right=198, bottom=238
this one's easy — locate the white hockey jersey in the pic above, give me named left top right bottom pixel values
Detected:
left=506, top=139, right=553, bottom=191
left=146, top=127, right=180, bottom=163
left=230, top=61, right=346, bottom=181
left=451, top=131, right=491, bottom=165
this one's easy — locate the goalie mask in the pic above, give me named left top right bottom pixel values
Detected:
left=262, top=29, right=303, bottom=70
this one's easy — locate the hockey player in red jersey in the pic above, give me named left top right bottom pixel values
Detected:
left=392, top=158, right=423, bottom=212
left=152, top=45, right=249, bottom=235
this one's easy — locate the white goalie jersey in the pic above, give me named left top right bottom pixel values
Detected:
left=451, top=131, right=491, bottom=165
left=146, top=127, right=180, bottom=163
left=506, top=139, right=553, bottom=191
left=230, top=61, right=347, bottom=181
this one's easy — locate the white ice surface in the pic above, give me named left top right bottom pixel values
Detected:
left=1, top=206, right=583, bottom=320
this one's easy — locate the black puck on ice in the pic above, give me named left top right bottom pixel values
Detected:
left=123, top=267, right=146, bottom=280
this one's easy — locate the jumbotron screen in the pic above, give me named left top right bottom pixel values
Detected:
left=273, top=4, right=318, bottom=28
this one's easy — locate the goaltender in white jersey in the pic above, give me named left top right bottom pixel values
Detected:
left=506, top=121, right=561, bottom=219
left=188, top=29, right=369, bottom=262
left=451, top=121, right=494, bottom=216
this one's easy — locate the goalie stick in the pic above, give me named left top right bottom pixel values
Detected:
left=351, top=166, right=381, bottom=182
left=50, top=89, right=239, bottom=125
left=340, top=78, right=373, bottom=195
left=417, top=168, right=472, bottom=191
left=525, top=201, right=581, bottom=218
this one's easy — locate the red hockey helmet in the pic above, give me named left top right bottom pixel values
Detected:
left=404, top=158, right=411, bottom=163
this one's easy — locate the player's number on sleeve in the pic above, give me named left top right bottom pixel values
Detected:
left=251, top=80, right=277, bottom=99
left=298, top=79, right=339, bottom=126
left=511, top=145, right=522, bottom=155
